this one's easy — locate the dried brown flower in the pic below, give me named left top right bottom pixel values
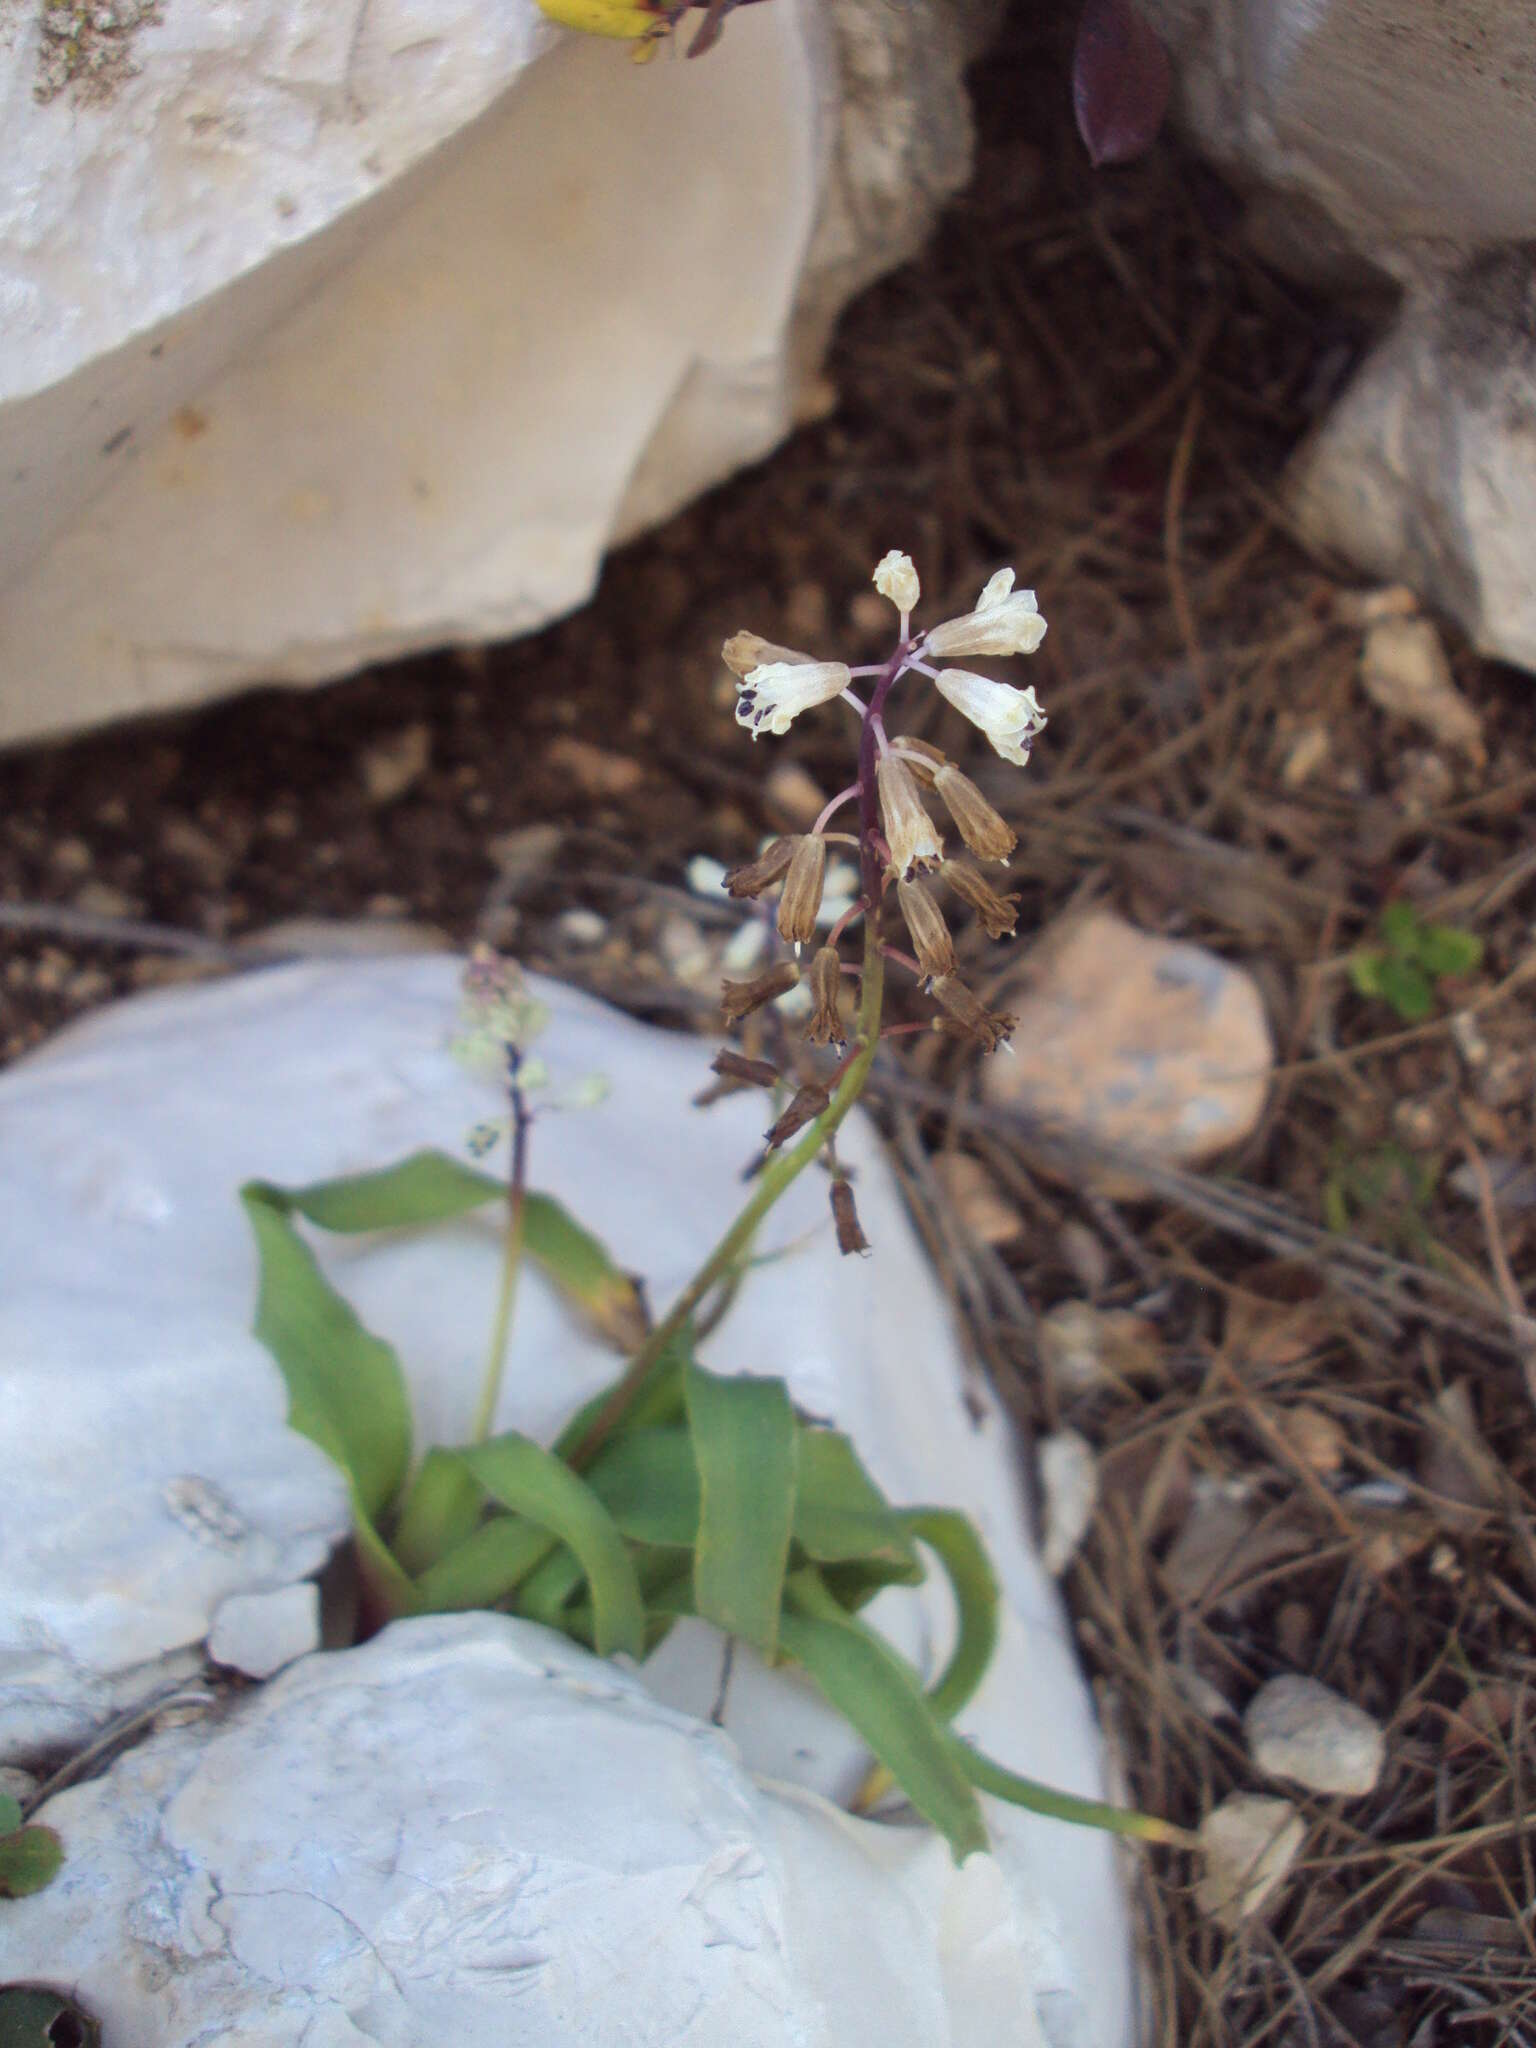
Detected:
left=830, top=1178, right=870, bottom=1256
left=721, top=961, right=799, bottom=1023
left=765, top=1082, right=831, bottom=1149
left=804, top=946, right=846, bottom=1046
left=722, top=631, right=817, bottom=680
left=710, top=1050, right=780, bottom=1088
left=931, top=974, right=1016, bottom=1052
left=940, top=858, right=1020, bottom=939
left=777, top=835, right=827, bottom=947
left=723, top=837, right=795, bottom=899
left=933, top=765, right=1016, bottom=863
left=889, top=736, right=947, bottom=788
left=896, top=878, right=957, bottom=979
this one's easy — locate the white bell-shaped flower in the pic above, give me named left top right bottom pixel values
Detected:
left=924, top=569, right=1047, bottom=659
left=934, top=668, right=1047, bottom=768
left=735, top=661, right=852, bottom=739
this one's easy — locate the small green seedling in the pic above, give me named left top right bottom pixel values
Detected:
left=1350, top=901, right=1483, bottom=1023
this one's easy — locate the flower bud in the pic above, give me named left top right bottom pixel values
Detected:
left=777, top=835, right=827, bottom=947
left=940, top=858, right=1020, bottom=939
left=765, top=1082, right=831, bottom=1149
left=877, top=754, right=943, bottom=881
left=931, top=974, right=1016, bottom=1052
left=710, top=1050, right=780, bottom=1088
left=830, top=1178, right=870, bottom=1256
left=721, top=631, right=816, bottom=680
left=872, top=550, right=921, bottom=616
left=804, top=945, right=847, bottom=1046
left=933, top=764, right=1016, bottom=862
left=721, top=961, right=799, bottom=1023
left=896, top=878, right=956, bottom=980
left=723, top=837, right=795, bottom=898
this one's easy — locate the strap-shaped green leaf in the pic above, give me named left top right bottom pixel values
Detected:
left=463, top=1435, right=644, bottom=1659
left=780, top=1572, right=987, bottom=1863
left=899, top=1509, right=998, bottom=1722
left=0, top=1824, right=64, bottom=1898
left=686, top=1364, right=797, bottom=1659
left=0, top=1794, right=20, bottom=1835
left=251, top=1150, right=645, bottom=1352
left=586, top=1428, right=699, bottom=1546
left=793, top=1431, right=921, bottom=1571
left=554, top=1322, right=693, bottom=1457
left=412, top=1512, right=554, bottom=1612
left=951, top=1740, right=1194, bottom=1847
left=240, top=1184, right=411, bottom=1521
left=391, top=1447, right=484, bottom=1578
left=512, top=1543, right=586, bottom=1629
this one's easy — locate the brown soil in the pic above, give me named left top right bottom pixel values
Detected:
left=4, top=8, right=1534, bottom=2043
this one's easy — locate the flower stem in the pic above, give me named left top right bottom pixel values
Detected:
left=565, top=925, right=886, bottom=1469
left=470, top=1062, right=531, bottom=1445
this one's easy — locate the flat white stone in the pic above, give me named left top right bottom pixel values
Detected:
left=1195, top=1793, right=1306, bottom=1928
left=207, top=1583, right=321, bottom=1680
left=0, top=956, right=1130, bottom=2045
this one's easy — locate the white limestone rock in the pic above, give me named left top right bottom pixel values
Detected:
left=207, top=1583, right=321, bottom=1680
left=1288, top=257, right=1536, bottom=676
left=0, top=0, right=987, bottom=747
left=3, top=1613, right=1084, bottom=2046
left=1195, top=1792, right=1306, bottom=1929
left=1138, top=0, right=1536, bottom=287
left=1244, top=1675, right=1386, bottom=1798
left=0, top=956, right=1130, bottom=2046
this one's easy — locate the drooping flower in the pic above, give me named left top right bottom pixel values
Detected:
left=723, top=836, right=795, bottom=898
left=924, top=569, right=1048, bottom=659
left=872, top=550, right=921, bottom=618
left=931, top=975, right=1016, bottom=1052
left=721, top=960, right=800, bottom=1022
left=940, top=858, right=1020, bottom=939
left=896, top=878, right=957, bottom=979
left=934, top=668, right=1047, bottom=768
left=777, top=835, right=828, bottom=947
left=805, top=945, right=846, bottom=1046
left=932, top=763, right=1017, bottom=861
left=876, top=754, right=943, bottom=881
left=735, top=660, right=852, bottom=739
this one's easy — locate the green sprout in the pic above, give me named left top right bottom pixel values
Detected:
left=1350, top=900, right=1483, bottom=1023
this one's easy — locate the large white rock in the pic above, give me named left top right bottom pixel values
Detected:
left=1139, top=0, right=1536, bottom=285
left=0, top=957, right=1131, bottom=2045
left=2, top=1614, right=1085, bottom=2046
left=0, top=0, right=983, bottom=747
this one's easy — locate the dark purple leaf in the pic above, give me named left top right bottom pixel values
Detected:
left=1073, top=0, right=1173, bottom=168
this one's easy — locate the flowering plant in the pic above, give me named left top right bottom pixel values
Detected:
left=238, top=557, right=1185, bottom=1863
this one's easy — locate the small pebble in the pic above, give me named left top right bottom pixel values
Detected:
left=1195, top=1794, right=1306, bottom=1927
left=1038, top=1429, right=1097, bottom=1576
left=931, top=1152, right=1021, bottom=1246
left=555, top=908, right=607, bottom=949
left=1244, top=1674, right=1385, bottom=1796
left=545, top=737, right=644, bottom=798
left=72, top=880, right=142, bottom=919
left=359, top=722, right=432, bottom=806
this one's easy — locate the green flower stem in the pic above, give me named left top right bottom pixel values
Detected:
left=470, top=1073, right=531, bottom=1445
left=564, top=927, right=886, bottom=1470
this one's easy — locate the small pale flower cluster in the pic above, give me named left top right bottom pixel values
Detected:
left=453, top=945, right=607, bottom=1155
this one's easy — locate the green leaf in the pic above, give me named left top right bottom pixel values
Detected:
left=1378, top=956, right=1435, bottom=1021
left=511, top=1545, right=587, bottom=1630
left=260, top=1149, right=502, bottom=1232
left=0, top=1826, right=63, bottom=1899
left=1349, top=949, right=1389, bottom=1000
left=780, top=1574, right=987, bottom=1863
left=240, top=1184, right=412, bottom=1521
left=1415, top=922, right=1483, bottom=980
left=793, top=1431, right=920, bottom=1571
left=585, top=1428, right=700, bottom=1546
left=686, top=1365, right=797, bottom=1659
left=412, top=1513, right=555, bottom=1612
left=523, top=1194, right=648, bottom=1352
left=554, top=1323, right=693, bottom=1459
left=0, top=1988, right=101, bottom=2048
left=390, top=1449, right=484, bottom=1578
left=255, top=1150, right=646, bottom=1351
left=352, top=1496, right=418, bottom=1620
left=0, top=1796, right=19, bottom=1837
left=1380, top=899, right=1422, bottom=957
left=900, top=1510, right=999, bottom=1722
left=463, top=1435, right=644, bottom=1659
left=952, top=1742, right=1193, bottom=1847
